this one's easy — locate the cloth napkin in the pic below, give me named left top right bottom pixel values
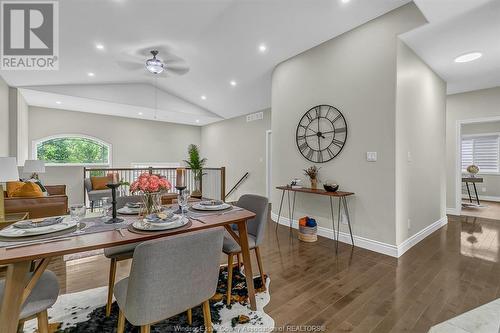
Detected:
left=13, top=216, right=64, bottom=229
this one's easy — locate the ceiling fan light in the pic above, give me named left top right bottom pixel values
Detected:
left=145, top=57, right=164, bottom=74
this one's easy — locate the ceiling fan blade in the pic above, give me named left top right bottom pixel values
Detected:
left=166, top=64, right=190, bottom=75
left=116, top=60, right=145, bottom=71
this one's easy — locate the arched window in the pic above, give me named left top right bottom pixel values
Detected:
left=33, top=134, right=112, bottom=166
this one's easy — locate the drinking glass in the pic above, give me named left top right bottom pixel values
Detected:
left=70, top=204, right=86, bottom=233
left=101, top=197, right=112, bottom=219
left=178, top=190, right=190, bottom=219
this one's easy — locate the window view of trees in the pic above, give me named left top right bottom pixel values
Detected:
left=36, top=136, right=110, bottom=165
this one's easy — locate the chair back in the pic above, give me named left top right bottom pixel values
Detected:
left=83, top=178, right=92, bottom=192
left=123, top=228, right=224, bottom=325
left=236, top=194, right=269, bottom=246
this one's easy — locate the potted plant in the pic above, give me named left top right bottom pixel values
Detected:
left=303, top=166, right=320, bottom=189
left=130, top=173, right=172, bottom=215
left=184, top=144, right=207, bottom=198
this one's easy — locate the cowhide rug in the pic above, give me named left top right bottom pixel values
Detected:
left=23, top=267, right=273, bottom=332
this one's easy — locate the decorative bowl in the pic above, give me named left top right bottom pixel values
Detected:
left=323, top=184, right=339, bottom=192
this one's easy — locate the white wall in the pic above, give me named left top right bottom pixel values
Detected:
left=201, top=109, right=271, bottom=201
left=7, top=88, right=29, bottom=165
left=29, top=106, right=201, bottom=204
left=395, top=41, right=447, bottom=245
left=461, top=121, right=500, bottom=199
left=446, top=87, right=500, bottom=213
left=0, top=77, right=8, bottom=157
left=271, top=3, right=426, bottom=247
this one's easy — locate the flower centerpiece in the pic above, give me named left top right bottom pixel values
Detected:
left=303, top=166, right=320, bottom=189
left=130, top=173, right=172, bottom=215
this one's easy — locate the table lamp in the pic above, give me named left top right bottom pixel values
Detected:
left=0, top=157, right=20, bottom=220
left=23, top=159, right=46, bottom=180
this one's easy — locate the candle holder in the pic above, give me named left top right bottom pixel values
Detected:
left=105, top=183, right=124, bottom=224
left=173, top=185, right=187, bottom=214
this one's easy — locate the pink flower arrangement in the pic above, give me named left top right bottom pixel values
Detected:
left=130, top=173, right=172, bottom=194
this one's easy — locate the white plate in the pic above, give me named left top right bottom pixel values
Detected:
left=117, top=207, right=140, bottom=215
left=0, top=217, right=77, bottom=238
left=133, top=216, right=188, bottom=231
left=191, top=203, right=231, bottom=211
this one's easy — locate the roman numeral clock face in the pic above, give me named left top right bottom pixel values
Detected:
left=296, top=105, right=348, bottom=163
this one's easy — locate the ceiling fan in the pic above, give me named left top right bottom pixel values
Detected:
left=116, top=45, right=190, bottom=77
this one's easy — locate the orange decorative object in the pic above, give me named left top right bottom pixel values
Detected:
left=299, top=217, right=308, bottom=227
left=11, top=182, right=43, bottom=198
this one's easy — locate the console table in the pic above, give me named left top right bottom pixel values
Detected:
left=462, top=177, right=483, bottom=206
left=275, top=186, right=354, bottom=252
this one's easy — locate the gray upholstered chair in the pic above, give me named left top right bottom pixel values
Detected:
left=0, top=270, right=60, bottom=332
left=223, top=194, right=268, bottom=305
left=113, top=228, right=224, bottom=333
left=104, top=194, right=143, bottom=317
left=84, top=178, right=112, bottom=212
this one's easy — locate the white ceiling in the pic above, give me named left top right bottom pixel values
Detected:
left=1, top=0, right=498, bottom=124
left=403, top=0, right=500, bottom=94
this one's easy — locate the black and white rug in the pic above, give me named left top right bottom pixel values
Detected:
left=23, top=267, right=273, bottom=332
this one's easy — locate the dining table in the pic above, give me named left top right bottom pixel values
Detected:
left=0, top=207, right=257, bottom=333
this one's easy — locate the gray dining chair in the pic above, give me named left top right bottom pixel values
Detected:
left=223, top=194, right=268, bottom=305
left=113, top=228, right=224, bottom=333
left=0, top=270, right=60, bottom=333
left=104, top=194, right=143, bottom=317
left=84, top=178, right=112, bottom=212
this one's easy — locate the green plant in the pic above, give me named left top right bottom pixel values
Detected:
left=184, top=144, right=207, bottom=180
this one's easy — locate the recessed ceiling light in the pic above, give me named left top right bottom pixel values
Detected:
left=258, top=44, right=267, bottom=53
left=95, top=43, right=104, bottom=50
left=341, top=0, right=351, bottom=3
left=138, top=112, right=143, bottom=115
left=455, top=52, right=482, bottom=63
left=196, top=119, right=200, bottom=123
left=230, top=80, right=237, bottom=86
left=55, top=101, right=62, bottom=104
left=87, top=72, right=95, bottom=77
left=201, top=95, right=207, bottom=100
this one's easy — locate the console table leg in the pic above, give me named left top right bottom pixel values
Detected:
left=275, top=189, right=285, bottom=231
left=465, top=182, right=472, bottom=203
left=329, top=196, right=337, bottom=252
left=287, top=190, right=292, bottom=232
left=336, top=197, right=341, bottom=253
left=291, top=192, right=296, bottom=230
left=472, top=183, right=480, bottom=205
left=343, top=197, right=354, bottom=246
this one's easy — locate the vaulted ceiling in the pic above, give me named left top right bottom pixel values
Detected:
left=0, top=0, right=497, bottom=125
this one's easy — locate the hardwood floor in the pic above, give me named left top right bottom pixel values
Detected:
left=462, top=200, right=500, bottom=220
left=3, top=214, right=500, bottom=332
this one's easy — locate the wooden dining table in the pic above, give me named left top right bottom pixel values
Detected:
left=0, top=209, right=257, bottom=333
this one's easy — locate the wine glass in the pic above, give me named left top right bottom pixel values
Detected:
left=178, top=190, right=190, bottom=219
left=70, top=204, right=86, bottom=233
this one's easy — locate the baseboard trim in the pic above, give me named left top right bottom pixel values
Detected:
left=270, top=212, right=448, bottom=258
left=462, top=195, right=500, bottom=203
left=270, top=212, right=399, bottom=257
left=397, top=216, right=448, bottom=257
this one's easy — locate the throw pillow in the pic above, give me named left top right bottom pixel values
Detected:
left=11, top=182, right=44, bottom=198
left=91, top=176, right=111, bottom=190
left=6, top=181, right=25, bottom=198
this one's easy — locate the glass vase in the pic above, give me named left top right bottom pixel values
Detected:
left=141, top=192, right=162, bottom=216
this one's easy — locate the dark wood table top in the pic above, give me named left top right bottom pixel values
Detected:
left=0, top=209, right=256, bottom=265
left=276, top=186, right=354, bottom=197
left=462, top=177, right=483, bottom=183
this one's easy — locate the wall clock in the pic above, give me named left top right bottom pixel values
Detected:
left=295, top=105, right=348, bottom=163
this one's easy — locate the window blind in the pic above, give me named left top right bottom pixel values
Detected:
left=462, top=135, right=500, bottom=173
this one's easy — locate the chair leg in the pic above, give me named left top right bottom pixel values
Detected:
left=187, top=308, right=192, bottom=325
left=140, top=325, right=151, bottom=333
left=36, top=310, right=49, bottom=333
left=237, top=253, right=242, bottom=269
left=106, top=258, right=117, bottom=317
left=255, top=247, right=266, bottom=291
left=202, top=300, right=213, bottom=333
left=226, top=254, right=234, bottom=305
left=117, top=309, right=125, bottom=333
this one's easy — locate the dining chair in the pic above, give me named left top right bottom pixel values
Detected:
left=113, top=228, right=224, bottom=333
left=223, top=194, right=268, bottom=305
left=104, top=194, right=142, bottom=317
left=0, top=270, right=60, bottom=333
